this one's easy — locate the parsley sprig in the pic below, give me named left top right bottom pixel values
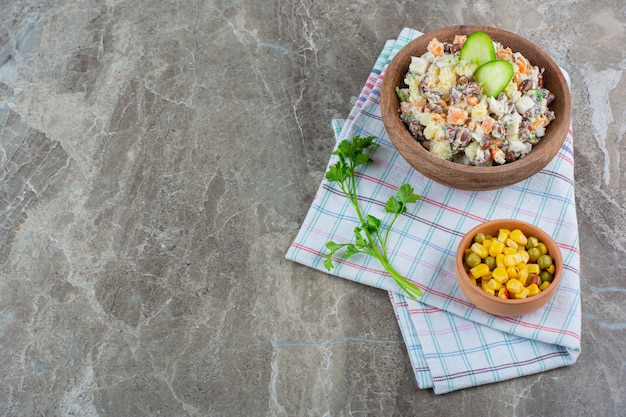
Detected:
left=323, top=135, right=423, bottom=299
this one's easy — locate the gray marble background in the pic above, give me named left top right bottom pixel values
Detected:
left=0, top=1, right=624, bottom=416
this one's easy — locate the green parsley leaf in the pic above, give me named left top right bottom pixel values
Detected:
left=323, top=135, right=423, bottom=299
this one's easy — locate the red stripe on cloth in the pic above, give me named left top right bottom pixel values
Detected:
left=432, top=350, right=570, bottom=382
left=500, top=315, right=582, bottom=341
left=290, top=242, right=424, bottom=288
left=354, top=172, right=486, bottom=223
left=557, top=241, right=580, bottom=255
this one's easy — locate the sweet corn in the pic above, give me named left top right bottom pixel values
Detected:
left=485, top=278, right=502, bottom=291
left=492, top=267, right=509, bottom=284
left=512, top=287, right=530, bottom=299
left=471, top=242, right=489, bottom=259
left=527, top=283, right=540, bottom=296
left=527, top=263, right=540, bottom=275
left=470, top=263, right=491, bottom=278
left=496, top=253, right=505, bottom=268
left=467, top=228, right=556, bottom=301
left=482, top=285, right=496, bottom=296
left=518, top=267, right=529, bottom=286
left=506, top=278, right=524, bottom=294
left=506, top=266, right=518, bottom=279
left=518, top=249, right=530, bottom=264
left=503, top=247, right=517, bottom=255
left=505, top=238, right=518, bottom=250
left=510, top=229, right=528, bottom=246
left=504, top=252, right=523, bottom=267
left=489, top=239, right=505, bottom=257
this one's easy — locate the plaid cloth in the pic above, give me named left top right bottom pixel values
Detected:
left=285, top=28, right=581, bottom=394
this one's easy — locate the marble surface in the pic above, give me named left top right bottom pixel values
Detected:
left=0, top=1, right=624, bottom=416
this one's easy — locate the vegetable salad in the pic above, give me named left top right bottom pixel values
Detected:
left=396, top=35, right=556, bottom=166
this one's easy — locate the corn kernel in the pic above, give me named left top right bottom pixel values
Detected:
left=482, top=281, right=496, bottom=295
left=471, top=242, right=489, bottom=259
left=527, top=263, right=540, bottom=275
left=482, top=238, right=492, bottom=248
left=496, top=253, right=505, bottom=268
left=503, top=247, right=517, bottom=255
left=518, top=267, right=529, bottom=286
left=505, top=238, right=518, bottom=250
left=497, top=288, right=509, bottom=299
left=539, top=281, right=550, bottom=291
left=492, top=267, right=509, bottom=284
left=518, top=250, right=530, bottom=264
left=497, top=229, right=510, bottom=242
left=506, top=266, right=518, bottom=279
left=527, top=283, right=540, bottom=296
left=512, top=287, right=530, bottom=299
left=547, top=264, right=555, bottom=274
left=504, top=252, right=523, bottom=267
left=470, top=263, right=491, bottom=278
left=486, top=278, right=501, bottom=291
left=510, top=229, right=528, bottom=246
left=489, top=239, right=505, bottom=257
left=506, top=278, right=524, bottom=294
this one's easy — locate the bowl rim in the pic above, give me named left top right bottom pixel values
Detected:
left=455, top=219, right=563, bottom=307
left=380, top=25, right=572, bottom=190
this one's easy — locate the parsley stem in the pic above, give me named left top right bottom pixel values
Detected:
left=350, top=195, right=422, bottom=299
left=323, top=135, right=422, bottom=299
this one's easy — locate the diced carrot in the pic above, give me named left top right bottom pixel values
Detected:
left=496, top=47, right=513, bottom=61
left=465, top=95, right=480, bottom=107
left=427, top=38, right=444, bottom=56
left=481, top=116, right=496, bottom=134
left=516, top=56, right=529, bottom=75
left=530, top=116, right=548, bottom=130
left=446, top=106, right=468, bottom=125
left=430, top=113, right=444, bottom=124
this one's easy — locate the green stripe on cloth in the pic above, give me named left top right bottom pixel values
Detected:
left=285, top=27, right=581, bottom=394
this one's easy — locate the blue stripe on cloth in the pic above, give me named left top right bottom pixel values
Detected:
left=285, top=27, right=581, bottom=394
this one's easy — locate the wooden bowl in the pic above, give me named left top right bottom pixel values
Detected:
left=380, top=26, right=571, bottom=191
left=455, top=219, right=563, bottom=317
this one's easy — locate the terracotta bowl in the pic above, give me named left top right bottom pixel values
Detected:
left=380, top=26, right=571, bottom=191
left=455, top=219, right=563, bottom=316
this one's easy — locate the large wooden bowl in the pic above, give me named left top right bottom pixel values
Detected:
left=380, top=26, right=571, bottom=191
left=456, top=219, right=563, bottom=317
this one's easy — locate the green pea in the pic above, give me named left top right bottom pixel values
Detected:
left=484, top=256, right=496, bottom=271
left=528, top=247, right=541, bottom=262
left=526, top=236, right=539, bottom=250
left=465, top=252, right=482, bottom=268
left=537, top=242, right=548, bottom=255
left=540, top=270, right=553, bottom=283
left=474, top=233, right=486, bottom=244
left=537, top=254, right=553, bottom=270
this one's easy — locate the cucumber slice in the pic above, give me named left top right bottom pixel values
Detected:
left=474, top=60, right=514, bottom=97
left=459, top=32, right=496, bottom=67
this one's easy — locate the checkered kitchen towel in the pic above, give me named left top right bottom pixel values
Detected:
left=285, top=28, right=581, bottom=394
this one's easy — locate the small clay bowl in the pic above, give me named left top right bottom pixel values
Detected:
left=456, top=219, right=563, bottom=316
left=380, top=26, right=571, bottom=191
